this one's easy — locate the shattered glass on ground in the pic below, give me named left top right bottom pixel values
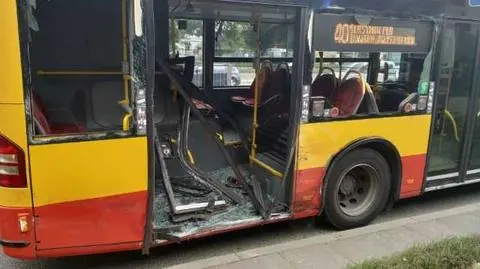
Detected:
left=153, top=166, right=264, bottom=237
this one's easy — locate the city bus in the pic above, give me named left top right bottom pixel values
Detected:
left=1, top=0, right=479, bottom=260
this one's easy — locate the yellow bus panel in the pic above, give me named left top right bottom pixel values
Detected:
left=0, top=0, right=24, bottom=104
left=29, top=137, right=148, bottom=206
left=298, top=115, right=431, bottom=171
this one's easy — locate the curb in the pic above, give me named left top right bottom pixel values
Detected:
left=164, top=202, right=480, bottom=269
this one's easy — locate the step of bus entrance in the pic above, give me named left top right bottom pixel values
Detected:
left=255, top=151, right=285, bottom=177
left=257, top=131, right=288, bottom=155
left=257, top=127, right=288, bottom=142
left=258, top=141, right=287, bottom=155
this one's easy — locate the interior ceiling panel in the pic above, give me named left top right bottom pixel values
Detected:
left=326, top=0, right=465, bottom=16
left=169, top=0, right=296, bottom=22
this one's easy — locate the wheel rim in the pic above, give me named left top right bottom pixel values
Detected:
left=335, top=163, right=379, bottom=217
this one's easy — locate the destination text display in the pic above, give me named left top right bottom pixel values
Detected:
left=334, top=24, right=416, bottom=46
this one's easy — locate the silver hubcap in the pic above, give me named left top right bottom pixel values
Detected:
left=336, top=164, right=379, bottom=217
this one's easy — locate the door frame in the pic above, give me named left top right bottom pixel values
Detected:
left=458, top=19, right=480, bottom=181
left=426, top=17, right=480, bottom=185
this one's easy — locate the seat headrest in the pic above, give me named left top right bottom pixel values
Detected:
left=249, top=64, right=272, bottom=99
left=338, top=78, right=363, bottom=92
left=334, top=78, right=365, bottom=117
left=312, top=73, right=338, bottom=98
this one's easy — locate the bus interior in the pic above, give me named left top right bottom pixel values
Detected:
left=25, top=0, right=434, bottom=237
left=152, top=0, right=298, bottom=236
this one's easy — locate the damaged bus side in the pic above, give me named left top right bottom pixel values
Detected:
left=149, top=1, right=304, bottom=242
left=3, top=0, right=471, bottom=261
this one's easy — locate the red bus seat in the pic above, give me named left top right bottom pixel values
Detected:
left=31, top=92, right=86, bottom=135
left=231, top=62, right=272, bottom=104
left=311, top=73, right=338, bottom=101
left=333, top=78, right=365, bottom=117
left=239, top=64, right=273, bottom=107
left=259, top=67, right=290, bottom=111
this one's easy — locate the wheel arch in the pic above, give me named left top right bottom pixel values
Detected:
left=319, top=137, right=403, bottom=215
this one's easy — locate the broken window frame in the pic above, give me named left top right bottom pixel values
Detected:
left=18, top=0, right=150, bottom=144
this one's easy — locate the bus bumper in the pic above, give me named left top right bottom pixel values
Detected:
left=0, top=206, right=36, bottom=260
left=0, top=239, right=30, bottom=248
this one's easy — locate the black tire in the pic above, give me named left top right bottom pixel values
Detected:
left=323, top=148, right=391, bottom=230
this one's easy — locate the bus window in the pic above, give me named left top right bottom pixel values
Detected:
left=169, top=19, right=204, bottom=87
left=311, top=51, right=429, bottom=117
left=214, top=21, right=294, bottom=88
left=309, top=13, right=434, bottom=120
left=26, top=0, right=145, bottom=137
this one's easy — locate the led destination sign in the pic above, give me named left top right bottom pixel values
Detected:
left=312, top=13, right=433, bottom=53
left=334, top=24, right=416, bottom=46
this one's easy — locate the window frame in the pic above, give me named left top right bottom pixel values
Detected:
left=305, top=12, right=437, bottom=123
left=307, top=50, right=433, bottom=123
left=210, top=19, right=296, bottom=90
left=19, top=0, right=149, bottom=144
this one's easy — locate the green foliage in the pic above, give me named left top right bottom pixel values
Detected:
left=217, top=22, right=293, bottom=56
left=215, top=21, right=251, bottom=55
left=169, top=19, right=293, bottom=57
left=349, top=236, right=480, bottom=269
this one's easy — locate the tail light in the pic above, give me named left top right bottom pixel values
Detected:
left=0, top=134, right=27, bottom=188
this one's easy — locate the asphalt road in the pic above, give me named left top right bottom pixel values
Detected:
left=3, top=184, right=480, bottom=269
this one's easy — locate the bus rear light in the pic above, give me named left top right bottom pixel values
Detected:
left=0, top=135, right=27, bottom=188
left=0, top=153, right=18, bottom=164
left=0, top=165, right=19, bottom=175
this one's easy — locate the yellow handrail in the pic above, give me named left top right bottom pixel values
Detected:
left=120, top=0, right=131, bottom=132
left=37, top=71, right=165, bottom=76
left=187, top=150, right=195, bottom=165
left=122, top=113, right=132, bottom=132
left=443, top=109, right=460, bottom=142
left=247, top=21, right=284, bottom=178
left=37, top=71, right=126, bottom=76
left=249, top=19, right=261, bottom=165
left=250, top=157, right=283, bottom=178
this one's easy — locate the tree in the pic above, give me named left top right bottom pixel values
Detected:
left=170, top=19, right=294, bottom=58
left=221, top=22, right=293, bottom=57
left=184, top=20, right=203, bottom=36
left=215, top=21, right=251, bottom=56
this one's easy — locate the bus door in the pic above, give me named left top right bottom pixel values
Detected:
left=24, top=0, right=151, bottom=250
left=426, top=19, right=480, bottom=190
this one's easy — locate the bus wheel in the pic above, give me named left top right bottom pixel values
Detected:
left=324, top=148, right=391, bottom=230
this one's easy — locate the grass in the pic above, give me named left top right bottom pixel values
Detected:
left=348, top=236, right=480, bottom=269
